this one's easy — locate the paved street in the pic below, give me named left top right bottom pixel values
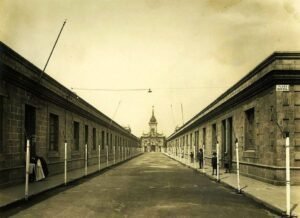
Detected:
left=5, top=153, right=276, bottom=218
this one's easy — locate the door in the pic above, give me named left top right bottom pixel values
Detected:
left=25, top=105, right=36, bottom=157
left=151, top=145, right=156, bottom=152
left=222, top=117, right=233, bottom=170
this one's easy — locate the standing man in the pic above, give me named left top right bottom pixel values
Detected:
left=197, top=149, right=204, bottom=169
left=212, top=152, right=217, bottom=176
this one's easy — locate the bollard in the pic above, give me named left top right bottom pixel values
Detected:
left=235, top=139, right=241, bottom=193
left=98, top=145, right=101, bottom=171
left=203, top=144, right=205, bottom=173
left=85, top=144, right=87, bottom=176
left=285, top=133, right=291, bottom=217
left=188, top=145, right=190, bottom=166
left=64, top=141, right=67, bottom=185
left=113, top=145, right=116, bottom=165
left=25, top=139, right=30, bottom=200
left=216, top=142, right=220, bottom=182
left=118, top=145, right=121, bottom=162
left=106, top=145, right=109, bottom=167
left=193, top=145, right=196, bottom=169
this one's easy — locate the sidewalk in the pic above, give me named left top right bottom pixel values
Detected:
left=0, top=153, right=142, bottom=209
left=165, top=153, right=300, bottom=217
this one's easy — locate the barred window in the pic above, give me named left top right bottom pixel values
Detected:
left=92, top=128, right=96, bottom=150
left=73, top=121, right=80, bottom=150
left=202, top=128, right=206, bottom=147
left=212, top=124, right=217, bottom=150
left=245, top=108, right=255, bottom=150
left=49, top=113, right=59, bottom=151
left=101, top=130, right=105, bottom=149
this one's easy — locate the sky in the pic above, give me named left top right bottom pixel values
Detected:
left=1, top=0, right=300, bottom=137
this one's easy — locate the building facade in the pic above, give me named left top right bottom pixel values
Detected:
left=0, top=42, right=140, bottom=187
left=167, top=52, right=300, bottom=185
left=141, top=107, right=166, bottom=152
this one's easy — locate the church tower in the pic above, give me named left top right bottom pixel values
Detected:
left=141, top=106, right=166, bottom=152
left=149, top=106, right=157, bottom=136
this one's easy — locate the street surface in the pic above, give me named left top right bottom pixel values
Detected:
left=6, top=153, right=276, bottom=218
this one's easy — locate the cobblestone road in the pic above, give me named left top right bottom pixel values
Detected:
left=7, top=153, right=276, bottom=218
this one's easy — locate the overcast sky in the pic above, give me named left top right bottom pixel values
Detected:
left=1, top=0, right=300, bottom=137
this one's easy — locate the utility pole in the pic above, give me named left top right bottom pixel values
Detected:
left=39, top=20, right=67, bottom=83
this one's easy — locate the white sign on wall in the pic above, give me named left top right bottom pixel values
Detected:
left=276, top=84, right=289, bottom=92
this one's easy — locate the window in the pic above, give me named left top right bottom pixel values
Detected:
left=0, top=97, right=3, bottom=152
left=93, top=128, right=96, bottom=150
left=106, top=132, right=109, bottom=146
left=190, top=133, right=192, bottom=146
left=110, top=133, right=112, bottom=151
left=186, top=135, right=188, bottom=145
left=73, top=121, right=80, bottom=150
left=245, top=108, right=255, bottom=149
left=212, top=124, right=217, bottom=150
left=85, top=125, right=88, bottom=145
left=194, top=130, right=199, bottom=149
left=101, top=130, right=105, bottom=149
left=222, top=120, right=227, bottom=153
left=49, top=113, right=59, bottom=151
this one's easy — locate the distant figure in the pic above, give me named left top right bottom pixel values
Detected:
left=211, top=152, right=217, bottom=176
left=224, top=153, right=230, bottom=173
left=197, top=149, right=204, bottom=169
left=190, top=152, right=194, bottom=163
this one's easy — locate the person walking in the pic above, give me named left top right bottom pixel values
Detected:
left=212, top=152, right=217, bottom=176
left=197, top=149, right=204, bottom=169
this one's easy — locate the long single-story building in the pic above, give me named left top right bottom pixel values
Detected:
left=167, top=52, right=300, bottom=185
left=0, top=42, right=140, bottom=187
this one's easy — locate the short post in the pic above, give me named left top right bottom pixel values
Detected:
left=98, top=145, right=101, bottom=171
left=203, top=144, right=205, bottom=173
left=193, top=145, right=196, bottom=168
left=25, top=139, right=30, bottom=200
left=285, top=132, right=291, bottom=217
left=188, top=145, right=190, bottom=166
left=182, top=146, right=184, bottom=163
left=106, top=145, right=109, bottom=167
left=235, top=139, right=241, bottom=193
left=64, top=141, right=67, bottom=185
left=216, top=141, right=220, bottom=182
left=85, top=144, right=87, bottom=176
left=119, top=146, right=121, bottom=162
left=113, top=145, right=116, bottom=164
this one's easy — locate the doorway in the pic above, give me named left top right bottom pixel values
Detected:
left=150, top=145, right=156, bottom=152
left=222, top=117, right=233, bottom=170
left=25, top=105, right=36, bottom=157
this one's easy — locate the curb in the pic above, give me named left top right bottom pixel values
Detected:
left=0, top=153, right=143, bottom=211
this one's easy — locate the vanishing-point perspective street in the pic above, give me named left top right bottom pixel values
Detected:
left=4, top=153, right=276, bottom=218
left=1, top=1, right=300, bottom=217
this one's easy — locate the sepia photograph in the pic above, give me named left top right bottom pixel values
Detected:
left=0, top=0, right=300, bottom=217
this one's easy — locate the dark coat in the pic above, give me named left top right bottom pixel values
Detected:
left=211, top=156, right=217, bottom=168
left=197, top=151, right=203, bottom=161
